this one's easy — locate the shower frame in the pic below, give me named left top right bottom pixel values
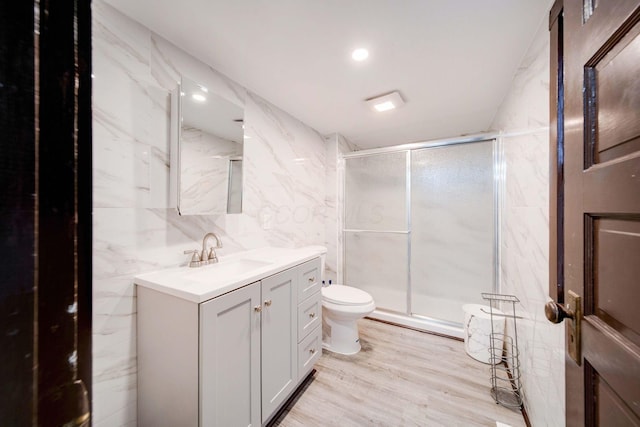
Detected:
left=341, top=132, right=504, bottom=337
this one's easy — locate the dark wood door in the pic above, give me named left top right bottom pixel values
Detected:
left=560, top=0, right=640, bottom=425
left=0, top=1, right=92, bottom=424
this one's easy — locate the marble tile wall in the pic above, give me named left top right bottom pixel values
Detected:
left=323, top=133, right=357, bottom=283
left=491, top=11, right=565, bottom=427
left=92, top=2, right=326, bottom=425
left=336, top=135, right=358, bottom=281
left=324, top=134, right=339, bottom=283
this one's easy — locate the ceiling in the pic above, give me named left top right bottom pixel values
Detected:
left=104, top=0, right=551, bottom=149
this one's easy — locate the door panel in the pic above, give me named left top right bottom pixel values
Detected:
left=583, top=157, right=640, bottom=212
left=593, top=219, right=640, bottom=345
left=593, top=368, right=640, bottom=426
left=583, top=319, right=640, bottom=422
left=561, top=0, right=640, bottom=425
left=589, top=27, right=640, bottom=163
left=584, top=11, right=640, bottom=166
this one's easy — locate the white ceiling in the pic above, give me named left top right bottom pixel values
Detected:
left=105, top=0, right=550, bottom=149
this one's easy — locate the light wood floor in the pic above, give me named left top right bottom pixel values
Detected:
left=271, top=319, right=526, bottom=427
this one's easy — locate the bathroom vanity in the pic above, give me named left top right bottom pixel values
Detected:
left=135, top=247, right=324, bottom=427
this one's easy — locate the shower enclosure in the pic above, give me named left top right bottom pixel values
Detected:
left=343, top=137, right=498, bottom=336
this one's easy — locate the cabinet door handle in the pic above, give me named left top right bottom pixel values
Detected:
left=264, top=299, right=272, bottom=307
left=309, top=312, right=315, bottom=318
left=254, top=305, right=262, bottom=313
left=308, top=277, right=315, bottom=283
left=309, top=348, right=316, bottom=355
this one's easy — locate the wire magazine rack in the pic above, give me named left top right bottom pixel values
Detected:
left=481, top=292, right=523, bottom=409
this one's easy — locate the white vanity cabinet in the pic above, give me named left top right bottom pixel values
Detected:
left=259, top=267, right=298, bottom=421
left=200, top=281, right=261, bottom=427
left=295, top=258, right=322, bottom=378
left=137, top=254, right=323, bottom=427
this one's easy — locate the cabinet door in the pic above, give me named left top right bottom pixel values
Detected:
left=261, top=268, right=298, bottom=421
left=200, top=282, right=261, bottom=427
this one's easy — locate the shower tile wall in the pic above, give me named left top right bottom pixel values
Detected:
left=92, top=2, right=327, bottom=425
left=491, top=11, right=565, bottom=427
left=324, top=133, right=358, bottom=283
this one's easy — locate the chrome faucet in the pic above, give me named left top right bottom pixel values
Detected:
left=201, top=232, right=223, bottom=264
left=184, top=232, right=223, bottom=268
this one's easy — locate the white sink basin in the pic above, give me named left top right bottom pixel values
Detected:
left=186, top=258, right=272, bottom=282
left=134, top=246, right=327, bottom=303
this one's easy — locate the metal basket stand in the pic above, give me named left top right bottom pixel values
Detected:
left=481, top=293, right=523, bottom=409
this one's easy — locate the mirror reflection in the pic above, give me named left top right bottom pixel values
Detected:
left=177, top=76, right=244, bottom=215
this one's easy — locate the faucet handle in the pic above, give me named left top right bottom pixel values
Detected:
left=206, top=247, right=218, bottom=262
left=184, top=249, right=202, bottom=267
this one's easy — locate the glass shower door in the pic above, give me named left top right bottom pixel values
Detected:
left=410, top=141, right=495, bottom=324
left=344, top=152, right=409, bottom=313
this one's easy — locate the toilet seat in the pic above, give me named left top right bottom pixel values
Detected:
left=321, top=285, right=373, bottom=306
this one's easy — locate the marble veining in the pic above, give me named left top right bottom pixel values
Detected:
left=323, top=134, right=338, bottom=283
left=92, top=1, right=561, bottom=425
left=491, top=13, right=565, bottom=427
left=323, top=133, right=358, bottom=284
left=92, top=2, right=327, bottom=425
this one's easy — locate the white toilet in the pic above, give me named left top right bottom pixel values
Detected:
left=321, top=284, right=376, bottom=355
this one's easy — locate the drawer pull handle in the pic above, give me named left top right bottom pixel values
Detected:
left=309, top=348, right=316, bottom=355
left=309, top=312, right=315, bottom=318
left=254, top=305, right=262, bottom=313
left=264, top=299, right=272, bottom=307
left=308, top=277, right=315, bottom=283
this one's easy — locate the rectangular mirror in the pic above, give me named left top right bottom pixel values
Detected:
left=170, top=76, right=244, bottom=215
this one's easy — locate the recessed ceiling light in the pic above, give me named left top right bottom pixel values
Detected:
left=365, top=91, right=405, bottom=112
left=351, top=48, right=369, bottom=61
left=191, top=93, right=206, bottom=102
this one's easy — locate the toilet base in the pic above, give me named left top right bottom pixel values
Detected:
left=322, top=316, right=362, bottom=355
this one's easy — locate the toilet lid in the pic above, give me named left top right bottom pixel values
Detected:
left=322, top=285, right=373, bottom=305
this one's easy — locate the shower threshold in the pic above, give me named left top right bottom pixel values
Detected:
left=367, top=309, right=465, bottom=339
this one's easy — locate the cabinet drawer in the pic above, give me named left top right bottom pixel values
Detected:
left=298, top=292, right=321, bottom=342
left=298, top=258, right=321, bottom=303
left=298, top=325, right=322, bottom=379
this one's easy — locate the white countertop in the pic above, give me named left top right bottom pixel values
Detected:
left=134, top=246, right=326, bottom=303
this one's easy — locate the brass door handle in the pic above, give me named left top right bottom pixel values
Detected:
left=254, top=305, right=262, bottom=313
left=264, top=299, right=272, bottom=307
left=545, top=290, right=582, bottom=365
left=544, top=301, right=575, bottom=323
